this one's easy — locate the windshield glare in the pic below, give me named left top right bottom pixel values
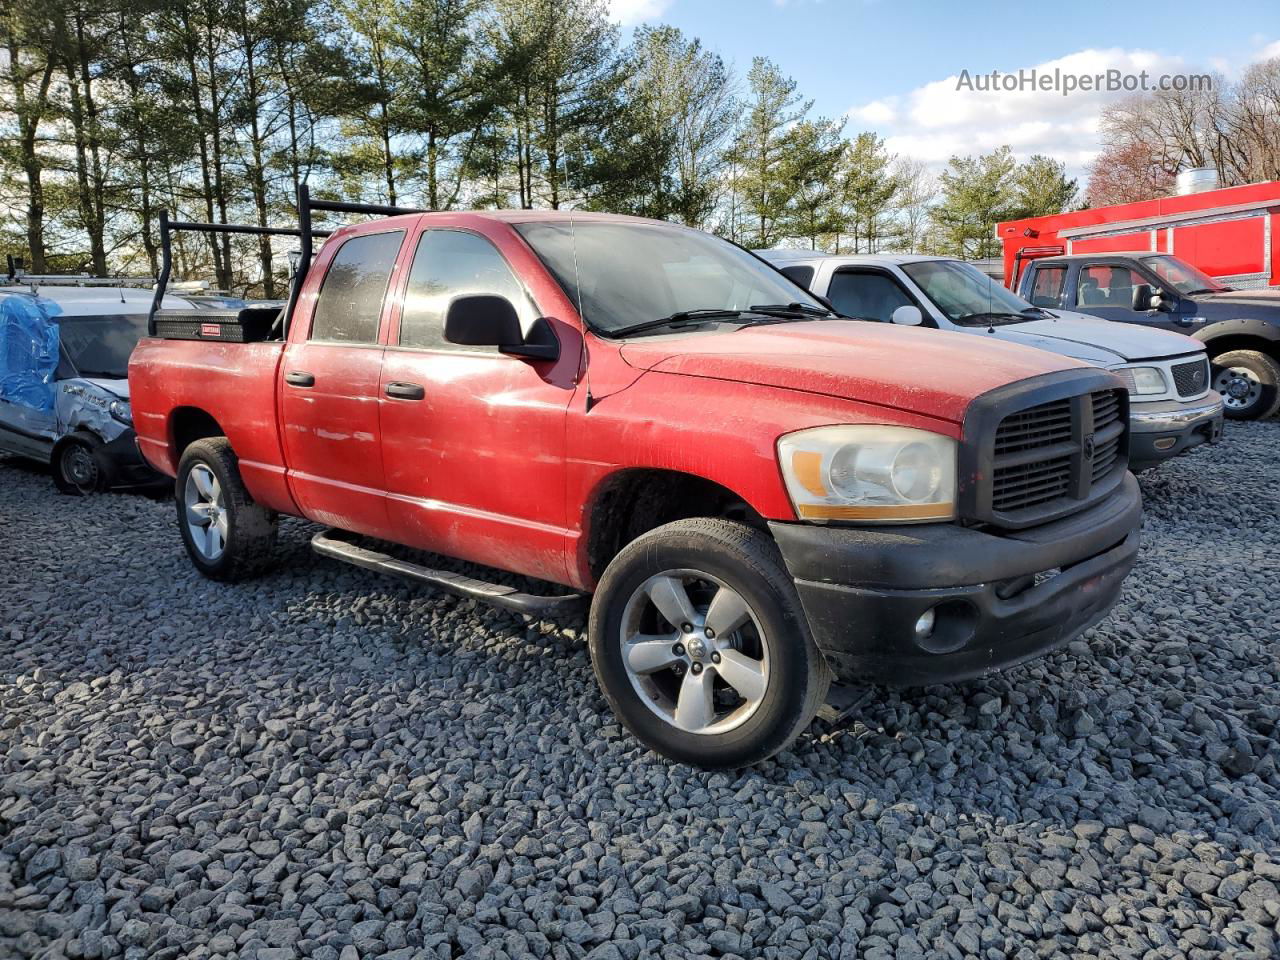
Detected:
left=1139, top=256, right=1228, bottom=295
left=57, top=314, right=149, bottom=379
left=901, top=260, right=1036, bottom=325
left=514, top=221, right=823, bottom=334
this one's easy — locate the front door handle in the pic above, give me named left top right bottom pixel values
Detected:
left=385, top=381, right=425, bottom=400
left=285, top=370, right=315, bottom=387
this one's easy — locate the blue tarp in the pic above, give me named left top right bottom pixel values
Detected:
left=0, top=294, right=62, bottom=412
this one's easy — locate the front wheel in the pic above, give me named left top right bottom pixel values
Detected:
left=1212, top=350, right=1280, bottom=420
left=176, top=437, right=278, bottom=581
left=53, top=433, right=104, bottom=496
left=589, top=518, right=830, bottom=768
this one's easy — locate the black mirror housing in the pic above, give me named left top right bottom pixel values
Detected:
left=443, top=294, right=559, bottom=361
left=1131, top=283, right=1153, bottom=311
left=444, top=295, right=523, bottom=346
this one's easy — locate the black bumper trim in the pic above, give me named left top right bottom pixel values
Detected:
left=98, top=431, right=164, bottom=487
left=769, top=475, right=1142, bottom=686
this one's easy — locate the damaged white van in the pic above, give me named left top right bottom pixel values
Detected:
left=0, top=281, right=194, bottom=494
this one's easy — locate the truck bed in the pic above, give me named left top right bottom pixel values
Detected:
left=128, top=336, right=297, bottom=514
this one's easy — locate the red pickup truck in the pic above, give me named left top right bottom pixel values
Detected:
left=130, top=191, right=1143, bottom=768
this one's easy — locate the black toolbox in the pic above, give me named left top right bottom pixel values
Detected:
left=152, top=307, right=281, bottom=343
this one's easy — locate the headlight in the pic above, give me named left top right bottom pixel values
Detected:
left=109, top=400, right=133, bottom=425
left=1124, top=366, right=1167, bottom=395
left=777, top=425, right=957, bottom=522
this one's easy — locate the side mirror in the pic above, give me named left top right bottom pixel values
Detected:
left=1131, top=283, right=1154, bottom=311
left=891, top=304, right=923, bottom=326
left=444, top=295, right=558, bottom=360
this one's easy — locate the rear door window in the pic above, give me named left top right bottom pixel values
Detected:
left=826, top=269, right=915, bottom=322
left=310, top=231, right=405, bottom=343
left=1028, top=266, right=1066, bottom=307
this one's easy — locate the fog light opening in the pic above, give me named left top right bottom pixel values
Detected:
left=1153, top=436, right=1176, bottom=451
left=914, top=608, right=936, bottom=638
left=914, top=599, right=979, bottom=655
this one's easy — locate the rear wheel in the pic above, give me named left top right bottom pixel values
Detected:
left=589, top=518, right=830, bottom=768
left=176, top=438, right=278, bottom=581
left=1212, top=350, right=1280, bottom=420
left=53, top=434, right=104, bottom=496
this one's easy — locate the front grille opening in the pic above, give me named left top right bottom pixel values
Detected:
left=994, top=398, right=1072, bottom=455
left=1171, top=358, right=1209, bottom=397
left=993, top=454, right=1072, bottom=510
left=988, top=387, right=1126, bottom=522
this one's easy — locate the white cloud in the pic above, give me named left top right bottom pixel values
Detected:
left=609, top=0, right=672, bottom=25
left=847, top=98, right=897, bottom=126
left=846, top=46, right=1205, bottom=180
left=1258, top=39, right=1280, bottom=60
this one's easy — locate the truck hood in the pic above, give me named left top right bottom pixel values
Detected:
left=982, top=311, right=1202, bottom=364
left=1196, top=288, right=1280, bottom=311
left=617, top=320, right=1083, bottom=423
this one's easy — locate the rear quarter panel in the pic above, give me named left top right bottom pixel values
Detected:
left=129, top=338, right=297, bottom=514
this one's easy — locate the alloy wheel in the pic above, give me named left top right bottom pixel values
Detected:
left=184, top=463, right=227, bottom=560
left=619, top=569, right=770, bottom=735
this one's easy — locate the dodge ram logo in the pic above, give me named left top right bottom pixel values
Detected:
left=1083, top=434, right=1096, bottom=459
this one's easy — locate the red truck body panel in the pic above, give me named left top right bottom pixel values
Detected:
left=131, top=211, right=1086, bottom=592
left=998, top=180, right=1280, bottom=291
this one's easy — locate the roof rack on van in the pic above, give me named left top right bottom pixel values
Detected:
left=4, top=256, right=159, bottom=290
left=149, top=184, right=424, bottom=337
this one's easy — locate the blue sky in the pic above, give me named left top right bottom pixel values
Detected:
left=610, top=0, right=1280, bottom=181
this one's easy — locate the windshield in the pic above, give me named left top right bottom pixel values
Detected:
left=514, top=220, right=823, bottom=335
left=57, top=314, right=149, bottom=379
left=901, top=259, right=1038, bottom=325
left=1139, top=255, right=1229, bottom=295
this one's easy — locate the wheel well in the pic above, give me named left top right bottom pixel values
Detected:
left=170, top=407, right=225, bottom=459
left=1203, top=334, right=1280, bottom=362
left=585, top=469, right=763, bottom=582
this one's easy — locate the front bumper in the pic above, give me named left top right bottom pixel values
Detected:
left=769, top=473, right=1143, bottom=686
left=1128, top=394, right=1224, bottom=469
left=99, top=430, right=165, bottom=488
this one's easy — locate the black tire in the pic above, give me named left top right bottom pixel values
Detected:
left=588, top=518, right=831, bottom=769
left=1211, top=349, right=1280, bottom=420
left=53, top=433, right=105, bottom=496
left=175, top=437, right=278, bottom=581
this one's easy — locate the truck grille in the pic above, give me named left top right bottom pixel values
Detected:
left=969, top=383, right=1129, bottom=529
left=1171, top=358, right=1209, bottom=397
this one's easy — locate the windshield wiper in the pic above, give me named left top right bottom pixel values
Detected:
left=609, top=309, right=748, bottom=338
left=748, top=302, right=835, bottom=318
left=955, top=311, right=1029, bottom=326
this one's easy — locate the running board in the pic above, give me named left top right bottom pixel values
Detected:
left=311, top=529, right=585, bottom=617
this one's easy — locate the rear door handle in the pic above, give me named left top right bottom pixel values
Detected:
left=385, top=381, right=425, bottom=400
left=285, top=371, right=315, bottom=387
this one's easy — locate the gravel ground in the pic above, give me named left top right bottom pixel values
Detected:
left=2, top=423, right=1279, bottom=960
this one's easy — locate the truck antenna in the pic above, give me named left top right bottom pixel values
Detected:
left=568, top=208, right=595, bottom=412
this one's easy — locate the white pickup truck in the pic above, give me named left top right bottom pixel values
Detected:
left=761, top=250, right=1224, bottom=471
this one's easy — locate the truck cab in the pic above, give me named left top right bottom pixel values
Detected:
left=763, top=250, right=1225, bottom=471
left=129, top=195, right=1142, bottom=768
left=1018, top=252, right=1280, bottom=420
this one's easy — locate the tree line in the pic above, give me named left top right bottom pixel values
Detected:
left=4, top=1, right=1098, bottom=294
left=1088, top=59, right=1280, bottom=207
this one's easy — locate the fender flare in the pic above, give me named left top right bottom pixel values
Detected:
left=1193, top=317, right=1280, bottom=350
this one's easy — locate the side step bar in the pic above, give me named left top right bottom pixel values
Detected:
left=311, top=529, right=585, bottom=617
